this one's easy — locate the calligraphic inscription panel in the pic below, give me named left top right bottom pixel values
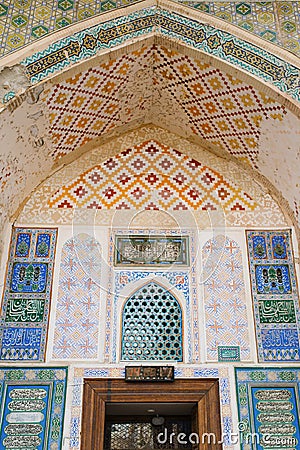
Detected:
left=246, top=230, right=300, bottom=362
left=251, top=386, right=300, bottom=449
left=0, top=228, right=57, bottom=361
left=0, top=367, right=67, bottom=450
left=235, top=368, right=300, bottom=450
left=114, top=236, right=189, bottom=267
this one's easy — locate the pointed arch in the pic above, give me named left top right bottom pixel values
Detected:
left=121, top=281, right=183, bottom=361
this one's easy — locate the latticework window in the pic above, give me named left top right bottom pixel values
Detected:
left=121, top=282, right=183, bottom=361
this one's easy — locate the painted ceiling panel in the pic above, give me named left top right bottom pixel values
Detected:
left=43, top=43, right=287, bottom=168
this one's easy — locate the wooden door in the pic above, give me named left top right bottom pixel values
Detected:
left=80, top=378, right=222, bottom=450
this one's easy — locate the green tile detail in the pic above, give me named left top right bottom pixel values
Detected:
left=12, top=14, right=28, bottom=28
left=238, top=20, right=254, bottom=32
left=0, top=3, right=8, bottom=17
left=58, top=0, right=74, bottom=12
left=258, top=12, right=275, bottom=25
left=78, top=8, right=94, bottom=20
left=32, top=25, right=49, bottom=38
left=279, top=3, right=293, bottom=16
left=56, top=17, right=72, bottom=28
left=260, top=29, right=277, bottom=42
left=236, top=3, right=252, bottom=16
left=7, top=33, right=24, bottom=48
left=15, top=0, right=31, bottom=7
left=184, top=2, right=210, bottom=13
left=100, top=1, right=117, bottom=12
left=282, top=20, right=297, bottom=33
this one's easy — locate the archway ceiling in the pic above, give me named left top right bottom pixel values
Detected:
left=42, top=40, right=300, bottom=229
left=45, top=42, right=287, bottom=166
left=0, top=38, right=299, bottom=238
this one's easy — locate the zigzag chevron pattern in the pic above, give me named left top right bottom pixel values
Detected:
left=48, top=140, right=257, bottom=211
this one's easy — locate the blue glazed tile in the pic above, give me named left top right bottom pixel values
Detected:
left=10, top=263, right=48, bottom=293
left=35, top=233, right=51, bottom=257
left=246, top=230, right=300, bottom=362
left=271, top=234, right=287, bottom=259
left=255, top=264, right=291, bottom=294
left=0, top=228, right=57, bottom=361
left=0, top=367, right=67, bottom=450
left=15, top=233, right=31, bottom=258
left=235, top=367, right=300, bottom=450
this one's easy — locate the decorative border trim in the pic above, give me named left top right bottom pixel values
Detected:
left=18, top=5, right=299, bottom=103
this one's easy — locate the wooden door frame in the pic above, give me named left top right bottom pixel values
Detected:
left=81, top=378, right=222, bottom=449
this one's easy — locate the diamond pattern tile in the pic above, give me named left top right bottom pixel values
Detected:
left=44, top=44, right=286, bottom=166
left=48, top=139, right=257, bottom=212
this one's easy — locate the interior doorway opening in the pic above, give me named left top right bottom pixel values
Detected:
left=104, top=402, right=196, bottom=449
left=81, top=378, right=222, bottom=450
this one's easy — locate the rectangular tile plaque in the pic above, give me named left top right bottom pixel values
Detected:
left=114, top=235, right=189, bottom=266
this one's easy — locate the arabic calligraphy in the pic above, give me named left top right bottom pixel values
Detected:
left=3, top=435, right=42, bottom=447
left=255, top=389, right=291, bottom=401
left=256, top=400, right=293, bottom=412
left=4, top=423, right=43, bottom=435
left=5, top=299, right=45, bottom=323
left=8, top=400, right=46, bottom=412
left=115, top=236, right=189, bottom=266
left=261, top=329, right=299, bottom=349
left=259, top=300, right=296, bottom=324
left=9, top=388, right=47, bottom=400
left=257, top=413, right=294, bottom=423
left=259, top=424, right=296, bottom=435
left=2, top=328, right=42, bottom=348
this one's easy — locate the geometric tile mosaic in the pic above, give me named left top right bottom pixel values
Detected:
left=121, top=281, right=183, bottom=361
left=202, top=235, right=251, bottom=361
left=0, top=227, right=57, bottom=361
left=235, top=367, right=300, bottom=450
left=181, top=2, right=300, bottom=57
left=48, top=140, right=257, bottom=211
left=52, top=233, right=101, bottom=360
left=0, top=367, right=67, bottom=450
left=18, top=6, right=299, bottom=109
left=17, top=126, right=288, bottom=229
left=246, top=229, right=300, bottom=362
left=43, top=45, right=287, bottom=165
left=1, top=1, right=299, bottom=59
